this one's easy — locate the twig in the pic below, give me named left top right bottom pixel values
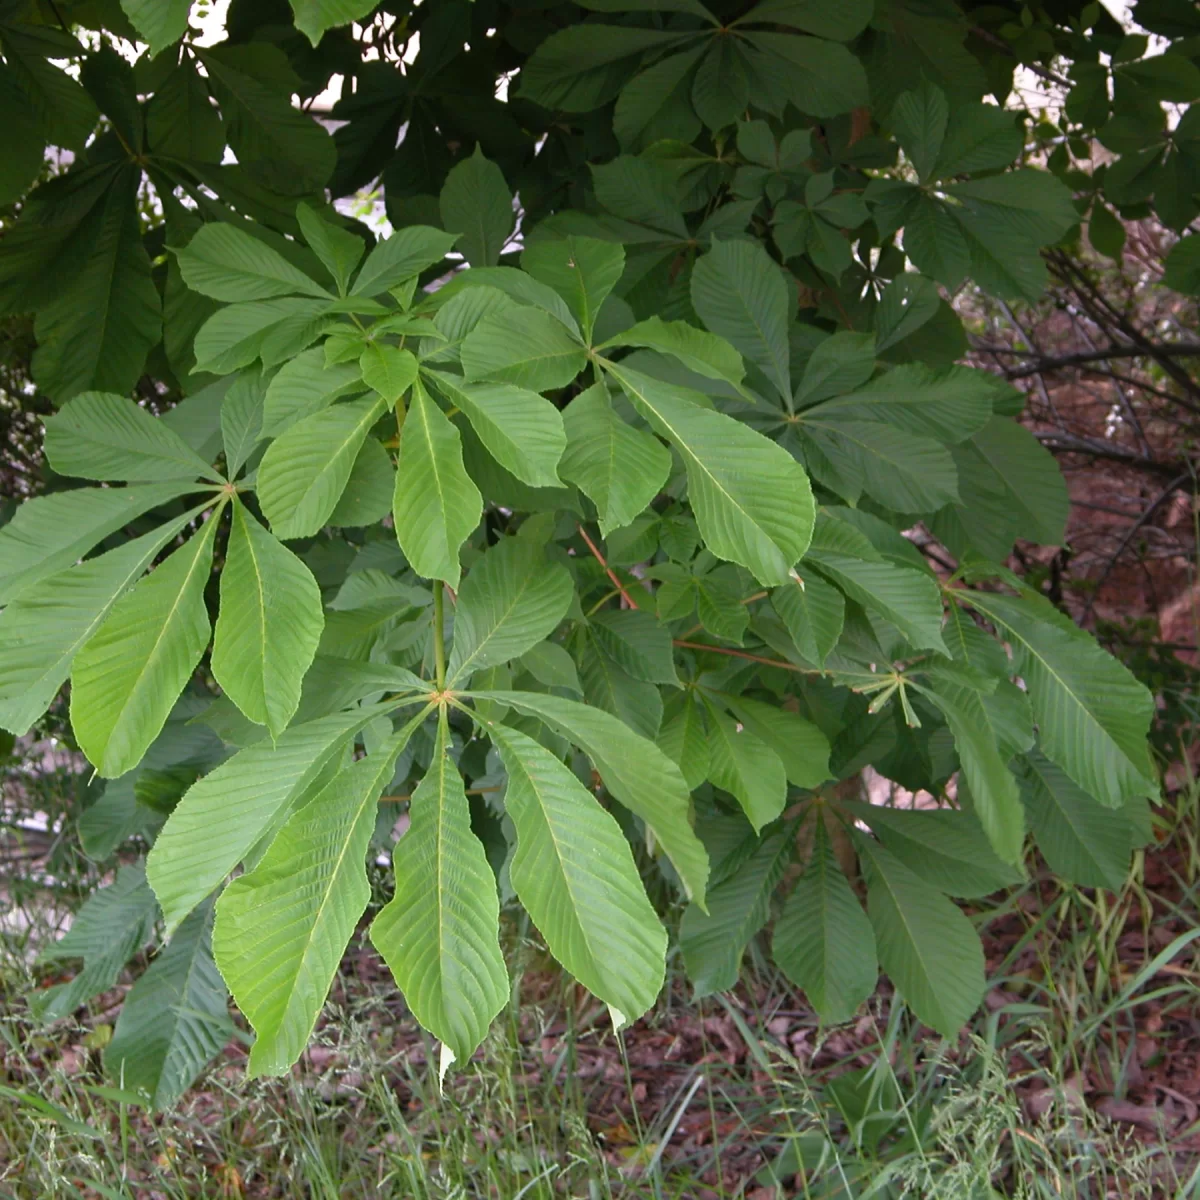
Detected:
left=672, top=639, right=818, bottom=673
left=576, top=524, right=641, bottom=609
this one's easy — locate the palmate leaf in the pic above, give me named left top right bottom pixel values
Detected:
left=370, top=716, right=509, bottom=1070
left=490, top=723, right=666, bottom=1027
left=44, top=393, right=222, bottom=484
left=261, top=348, right=363, bottom=438
left=965, top=592, right=1157, bottom=808
left=192, top=298, right=330, bottom=376
left=473, top=690, right=709, bottom=905
left=521, top=236, right=625, bottom=342
left=703, top=700, right=787, bottom=831
left=176, top=223, right=332, bottom=302
left=720, top=694, right=831, bottom=789
left=602, top=317, right=746, bottom=388
left=657, top=692, right=710, bottom=791
left=461, top=307, right=588, bottom=392
left=360, top=344, right=418, bottom=404
left=105, top=900, right=233, bottom=1111
left=679, top=824, right=793, bottom=996
left=440, top=146, right=514, bottom=269
left=349, top=226, right=459, bottom=298
left=215, top=719, right=423, bottom=1076
left=393, top=381, right=482, bottom=588
left=148, top=705, right=391, bottom=935
left=71, top=514, right=221, bottom=778
left=220, top=370, right=266, bottom=478
left=774, top=819, right=877, bottom=1024
left=0, top=509, right=204, bottom=736
left=605, top=362, right=814, bottom=585
left=211, top=501, right=324, bottom=738
left=445, top=537, right=574, bottom=685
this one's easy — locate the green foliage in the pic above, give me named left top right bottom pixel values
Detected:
left=2, top=0, right=1170, bottom=1105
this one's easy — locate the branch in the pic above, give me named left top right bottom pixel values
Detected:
left=576, top=524, right=641, bottom=610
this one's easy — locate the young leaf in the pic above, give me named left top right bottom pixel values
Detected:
left=774, top=820, right=877, bottom=1023
left=105, top=901, right=233, bottom=1111
left=490, top=722, right=666, bottom=1026
left=859, top=837, right=985, bottom=1038
left=559, top=383, right=671, bottom=535
left=258, top=396, right=386, bottom=540
left=176, top=222, right=332, bottom=302
left=370, top=718, right=509, bottom=1068
left=439, top=146, right=514, bottom=269
left=211, top=501, right=324, bottom=738
left=71, top=514, right=221, bottom=778
left=605, top=362, right=815, bottom=585
left=445, top=537, right=574, bottom=685
left=215, top=724, right=419, bottom=1076
left=147, top=705, right=389, bottom=934
left=360, top=343, right=417, bottom=403
left=392, top=381, right=481, bottom=588
left=44, top=392, right=222, bottom=483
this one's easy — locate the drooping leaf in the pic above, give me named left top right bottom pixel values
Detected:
left=296, top=202, right=365, bottom=294
left=176, top=223, right=332, bottom=302
left=119, top=0, right=191, bottom=56
left=440, top=146, right=514, bottom=268
left=289, top=0, right=379, bottom=47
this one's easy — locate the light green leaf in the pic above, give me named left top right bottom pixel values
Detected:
left=211, top=501, right=324, bottom=738
left=148, top=705, right=388, bottom=935
left=296, top=202, right=365, bottom=294
left=360, top=343, right=417, bottom=403
left=522, top=236, right=625, bottom=341
left=328, top=436, right=394, bottom=528
left=193, top=299, right=329, bottom=375
left=559, top=383, right=671, bottom=535
left=0, top=482, right=195, bottom=605
left=440, top=146, right=514, bottom=269
left=471, top=689, right=709, bottom=905
left=859, top=837, right=985, bottom=1038
left=261, top=347, right=363, bottom=438
left=119, top=0, right=191, bottom=55
left=490, top=722, right=666, bottom=1025
left=1016, top=751, right=1133, bottom=890
left=590, top=608, right=678, bottom=685
left=71, top=515, right=220, bottom=778
left=370, top=717, right=509, bottom=1066
left=105, top=901, right=233, bottom=1110
left=258, top=396, right=386, bottom=540
left=427, top=370, right=566, bottom=489
left=350, top=226, right=458, bottom=297
left=393, top=381, right=481, bottom=588
left=461, top=307, right=588, bottom=392
left=44, top=393, right=222, bottom=484
left=770, top=571, right=843, bottom=668
left=289, top=0, right=378, bottom=45
left=704, top=700, right=787, bottom=831
left=965, top=592, right=1157, bottom=809
left=176, top=223, right=331, bottom=302
left=721, top=694, right=831, bottom=789
left=446, top=537, right=574, bottom=685
left=220, top=370, right=266, bottom=478
left=657, top=692, right=710, bottom=792
left=606, top=362, right=814, bottom=585
left=215, top=723, right=419, bottom=1075
left=774, top=820, right=876, bottom=1023
left=690, top=237, right=791, bottom=401
left=680, top=825, right=793, bottom=996
left=602, top=316, right=745, bottom=387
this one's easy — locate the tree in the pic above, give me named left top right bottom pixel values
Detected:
left=0, top=0, right=1177, bottom=1106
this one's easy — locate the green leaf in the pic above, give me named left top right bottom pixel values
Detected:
left=1016, top=751, right=1133, bottom=890
left=704, top=700, right=787, bottom=831
left=774, top=820, right=876, bottom=1023
left=427, top=370, right=566, bottom=489
left=657, top=691, right=710, bottom=791
left=474, top=689, right=708, bottom=904
left=721, top=694, right=831, bottom=789
left=522, top=236, right=625, bottom=342
left=589, top=608, right=678, bottom=685
left=176, top=223, right=331, bottom=302
left=220, top=370, right=266, bottom=478
left=360, top=344, right=417, bottom=404
left=148, top=705, right=388, bottom=935
left=71, top=515, right=220, bottom=778
left=215, top=724, right=418, bottom=1076
left=490, top=722, right=666, bottom=1026
left=328, top=436, right=394, bottom=528
left=461, top=307, right=588, bottom=393
left=119, top=0, right=190, bottom=56
left=446, top=537, right=574, bottom=686
left=44, top=392, right=221, bottom=484
left=79, top=777, right=155, bottom=860
left=192, top=298, right=329, bottom=376
left=742, top=32, right=868, bottom=117
left=146, top=60, right=225, bottom=161
left=258, top=396, right=386, bottom=540
left=967, top=417, right=1069, bottom=546
left=606, top=362, right=814, bottom=585
left=296, top=203, right=365, bottom=294
left=392, top=381, right=481, bottom=588
left=559, top=383, right=671, bottom=535
left=770, top=571, right=843, bottom=668
left=690, top=237, right=791, bottom=401
left=350, top=226, right=458, bottom=297
left=211, top=501, right=324, bottom=738
left=680, top=825, right=793, bottom=996
left=965, top=592, right=1157, bottom=809
left=0, top=509, right=201, bottom=736
left=0, top=482, right=195, bottom=605
left=843, top=803, right=1024, bottom=898
left=261, top=347, right=363, bottom=438
left=891, top=81, right=948, bottom=182
left=859, top=837, right=985, bottom=1038
left=794, top=332, right=877, bottom=408
left=440, top=146, right=514, bottom=269
left=739, top=0, right=872, bottom=42
left=370, top=717, right=509, bottom=1068
left=289, top=0, right=378, bottom=46
left=602, top=316, right=745, bottom=387
left=105, top=901, right=233, bottom=1110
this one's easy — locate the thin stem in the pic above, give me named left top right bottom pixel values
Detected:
left=433, top=580, right=447, bottom=689
left=576, top=523, right=641, bottom=609
left=672, top=638, right=820, bottom=674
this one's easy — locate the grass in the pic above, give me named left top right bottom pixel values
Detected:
left=3, top=754, right=1200, bottom=1197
